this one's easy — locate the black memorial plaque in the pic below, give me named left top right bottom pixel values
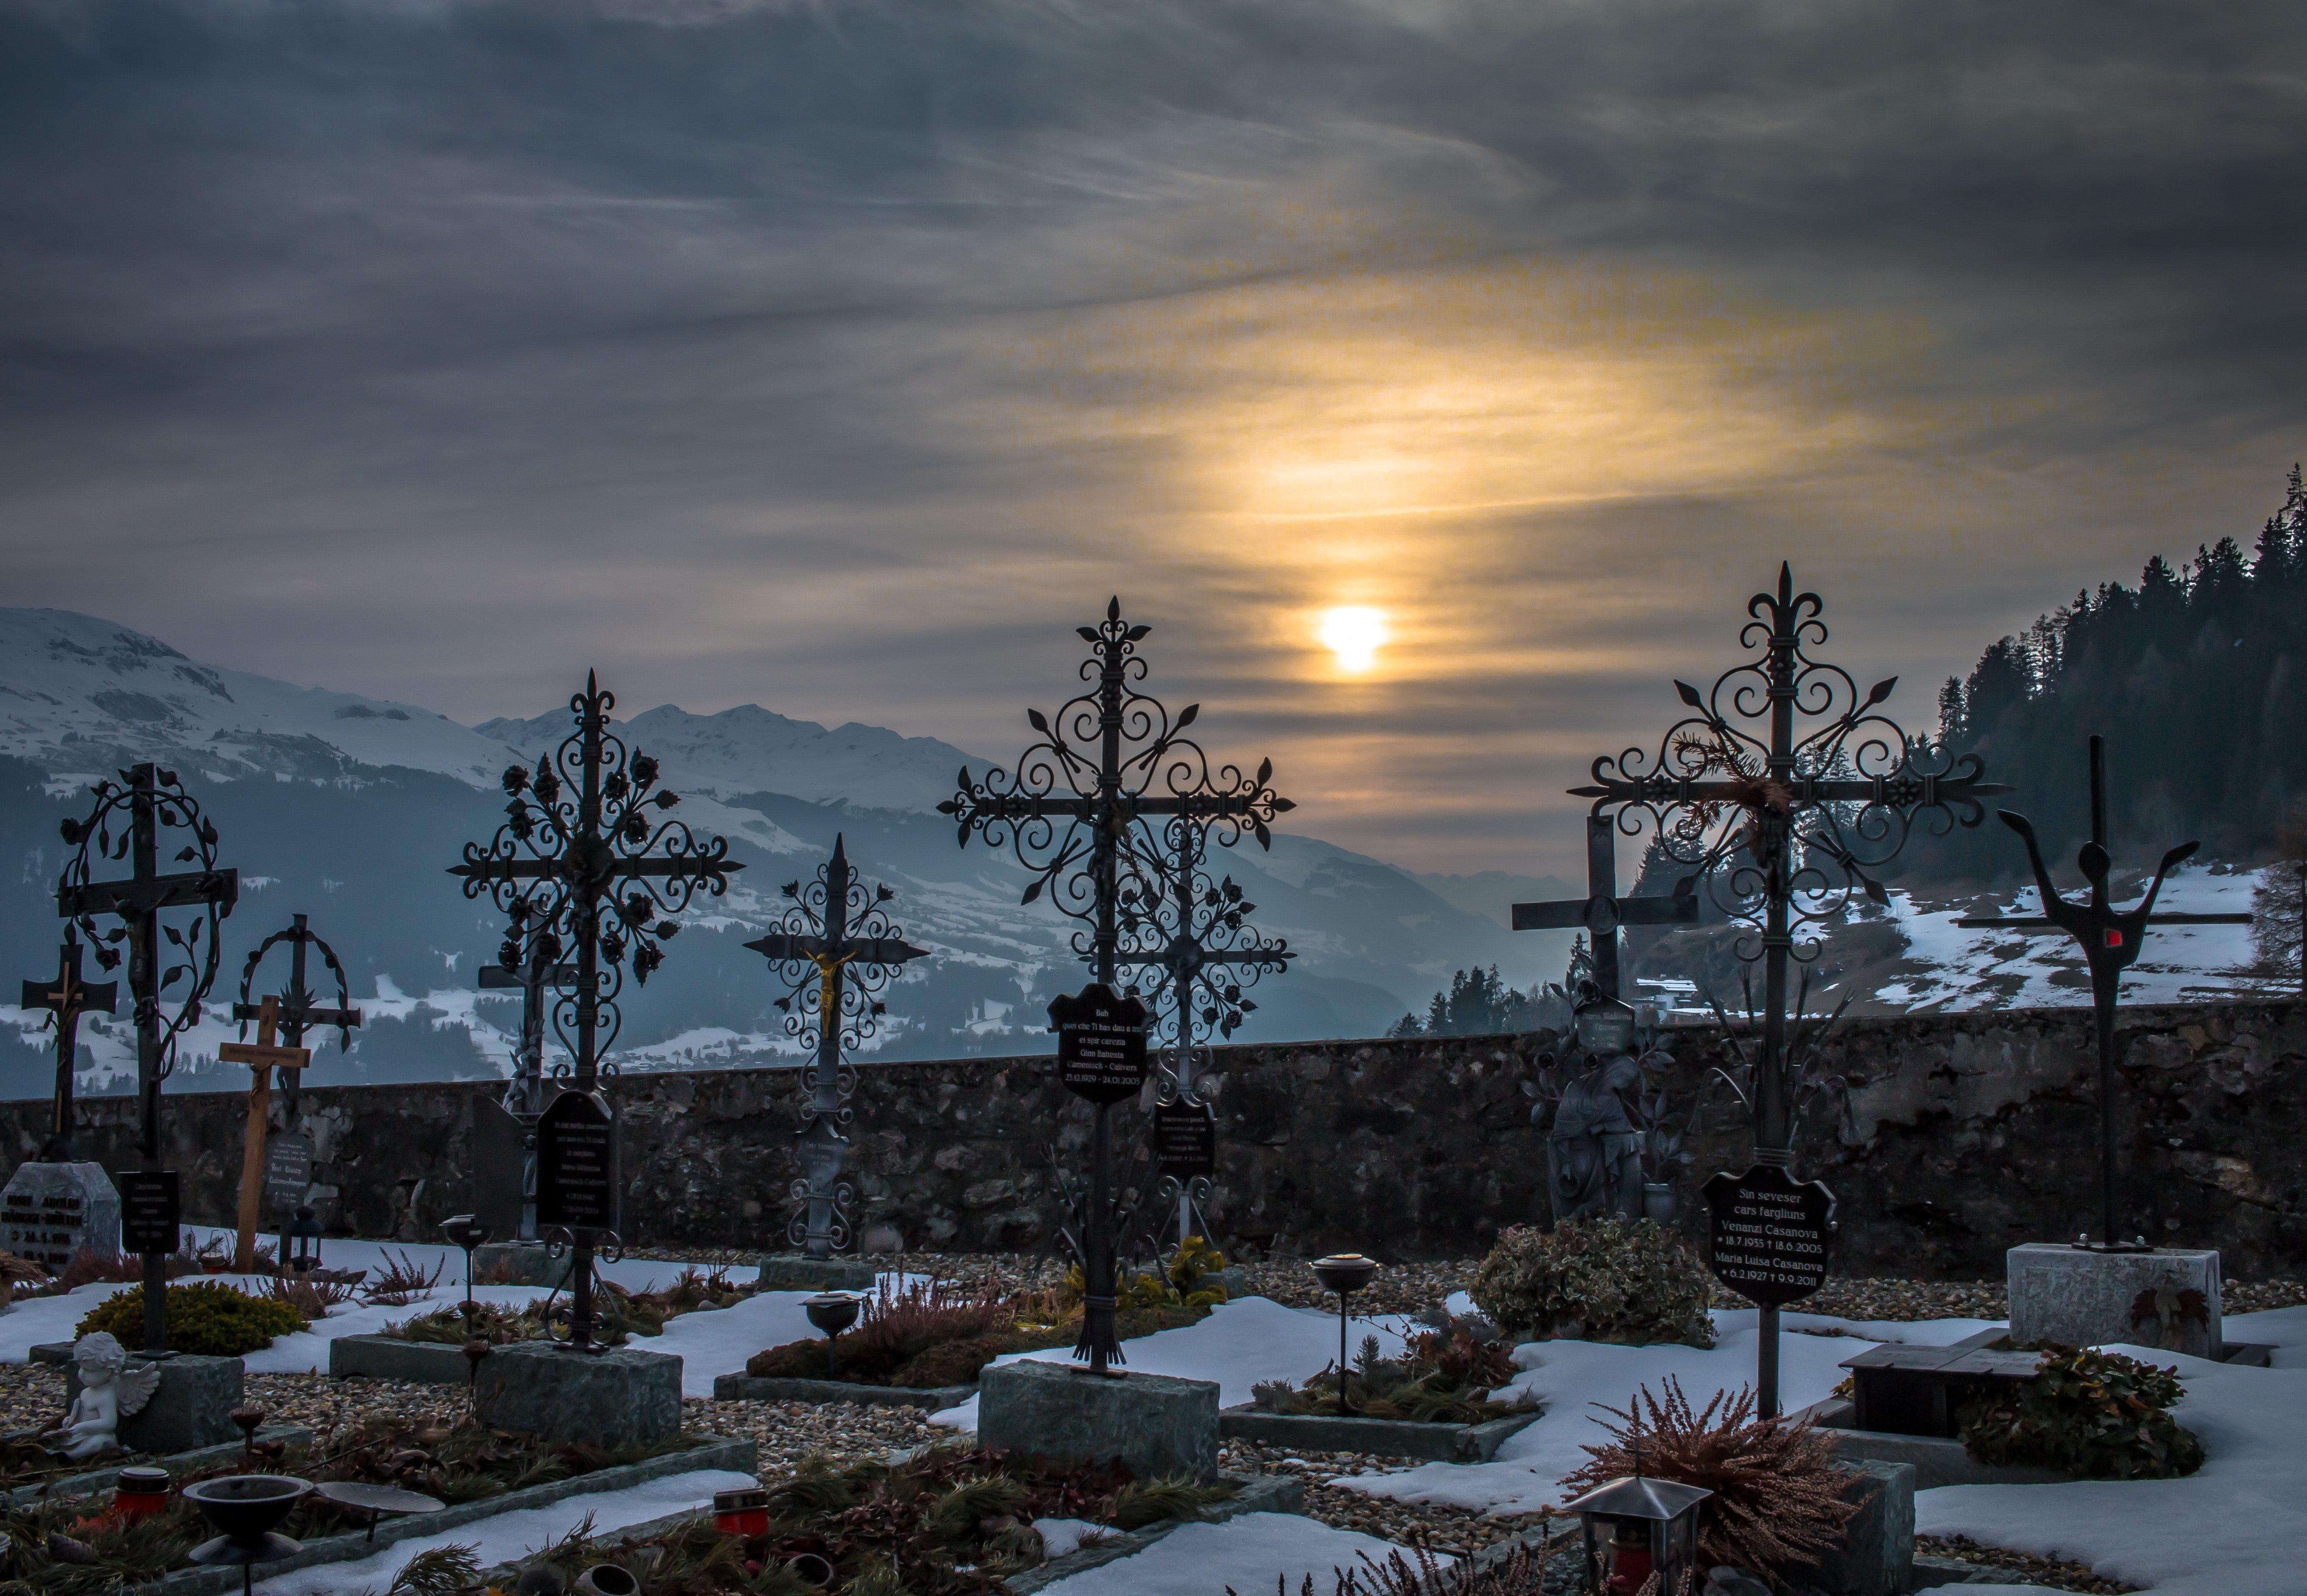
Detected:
left=1154, top=1101, right=1217, bottom=1178
left=262, top=1133, right=313, bottom=1214
left=119, top=1170, right=181, bottom=1254
left=1047, top=984, right=1150, bottom=1105
left=536, top=1089, right=617, bottom=1232
left=471, top=1095, right=530, bottom=1239
left=1702, top=1164, right=1834, bottom=1306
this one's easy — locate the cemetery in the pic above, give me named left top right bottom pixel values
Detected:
left=0, top=581, right=2298, bottom=1596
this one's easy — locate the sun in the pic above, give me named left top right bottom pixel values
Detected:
left=1318, top=607, right=1388, bottom=673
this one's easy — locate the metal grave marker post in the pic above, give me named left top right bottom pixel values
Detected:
left=232, top=914, right=361, bottom=1264
left=1535, top=566, right=2006, bottom=1416
left=119, top=1170, right=180, bottom=1256
left=19, top=929, right=117, bottom=1163
left=1954, top=735, right=2250, bottom=1251
left=218, top=996, right=313, bottom=1271
left=1512, top=814, right=1698, bottom=999
left=746, top=833, right=929, bottom=1263
left=1702, top=1165, right=1834, bottom=1306
left=1048, top=981, right=1149, bottom=1375
left=942, top=598, right=1291, bottom=1372
left=449, top=671, right=741, bottom=1350
left=58, top=763, right=239, bottom=1356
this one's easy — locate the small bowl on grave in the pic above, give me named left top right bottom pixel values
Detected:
left=1310, top=1255, right=1380, bottom=1416
left=802, top=1293, right=862, bottom=1379
left=315, top=1480, right=445, bottom=1543
left=575, top=1564, right=640, bottom=1596
left=182, top=1475, right=311, bottom=1596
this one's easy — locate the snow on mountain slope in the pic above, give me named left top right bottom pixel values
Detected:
left=0, top=609, right=520, bottom=787
left=475, top=701, right=987, bottom=814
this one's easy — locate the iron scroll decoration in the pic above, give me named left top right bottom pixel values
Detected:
left=938, top=597, right=1295, bottom=979
left=452, top=672, right=741, bottom=1080
left=234, top=918, right=358, bottom=1051
left=1571, top=564, right=2007, bottom=971
left=57, top=768, right=234, bottom=1083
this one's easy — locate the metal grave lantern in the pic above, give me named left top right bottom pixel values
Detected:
left=1572, top=984, right=1638, bottom=1059
left=286, top=1208, right=323, bottom=1275
left=1310, top=1253, right=1378, bottom=1415
left=803, top=1291, right=862, bottom=1379
left=1561, top=1471, right=1712, bottom=1596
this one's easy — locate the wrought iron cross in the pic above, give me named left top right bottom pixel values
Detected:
left=1512, top=814, right=1698, bottom=1000
left=1120, top=814, right=1293, bottom=1249
left=941, top=598, right=1292, bottom=1373
left=1556, top=565, right=2006, bottom=1416
left=746, top=833, right=929, bottom=1263
left=233, top=914, right=360, bottom=1261
left=57, top=762, right=239, bottom=1357
left=449, top=671, right=742, bottom=1350
left=1955, top=735, right=2249, bottom=1253
left=20, top=930, right=116, bottom=1163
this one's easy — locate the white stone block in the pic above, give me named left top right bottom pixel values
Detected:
left=1, top=1162, right=121, bottom=1271
left=2007, top=1243, right=2221, bottom=1358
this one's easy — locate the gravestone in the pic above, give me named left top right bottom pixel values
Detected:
left=979, top=1358, right=1218, bottom=1482
left=262, top=1133, right=313, bottom=1216
left=2008, top=1243, right=2224, bottom=1359
left=65, top=1354, right=242, bottom=1454
left=0, top=1162, right=120, bottom=1272
left=473, top=1342, right=682, bottom=1449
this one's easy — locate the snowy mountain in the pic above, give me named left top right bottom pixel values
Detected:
left=0, top=609, right=1567, bottom=1095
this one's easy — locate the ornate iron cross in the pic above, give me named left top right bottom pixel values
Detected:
left=57, top=762, right=240, bottom=1356
left=1955, top=735, right=2249, bottom=1252
left=746, top=833, right=929, bottom=1262
left=941, top=598, right=1292, bottom=1373
left=1556, top=565, right=2006, bottom=1416
left=218, top=995, right=312, bottom=1270
left=20, top=930, right=117, bottom=1163
left=449, top=671, right=742, bottom=1350
left=232, top=914, right=360, bottom=1262
left=1119, top=813, right=1293, bottom=1248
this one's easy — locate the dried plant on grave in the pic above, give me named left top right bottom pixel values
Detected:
left=1470, top=1219, right=1715, bottom=1348
left=54, top=1248, right=145, bottom=1291
left=267, top=1271, right=360, bottom=1318
left=1226, top=1531, right=1581, bottom=1596
left=361, top=1248, right=446, bottom=1306
left=1559, top=1377, right=1865, bottom=1579
left=1251, top=1319, right=1532, bottom=1424
left=383, top=1542, right=481, bottom=1596
left=1957, top=1345, right=2204, bottom=1480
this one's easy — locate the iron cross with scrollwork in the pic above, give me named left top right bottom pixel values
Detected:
left=234, top=913, right=362, bottom=1260
left=1556, top=564, right=2007, bottom=1416
left=746, top=833, right=929, bottom=1263
left=1120, top=812, right=1293, bottom=1249
left=940, top=597, right=1292, bottom=1372
left=449, top=671, right=743, bottom=1350
left=57, top=763, right=241, bottom=1357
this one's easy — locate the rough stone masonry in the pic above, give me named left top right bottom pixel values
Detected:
left=3, top=999, right=2301, bottom=1278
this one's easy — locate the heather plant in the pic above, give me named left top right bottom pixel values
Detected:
left=1958, top=1344, right=2205, bottom=1480
left=1471, top=1218, right=1714, bottom=1347
left=1251, top=1318, right=1532, bottom=1423
left=1560, top=1377, right=1864, bottom=1580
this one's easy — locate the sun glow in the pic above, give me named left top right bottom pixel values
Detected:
left=1318, top=606, right=1388, bottom=673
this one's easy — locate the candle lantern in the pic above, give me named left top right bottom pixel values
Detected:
left=114, top=1465, right=170, bottom=1523
left=1560, top=1473, right=1712, bottom=1596
left=287, top=1208, right=323, bottom=1275
left=1572, top=986, right=1638, bottom=1058
left=803, top=1292, right=862, bottom=1380
left=712, top=1486, right=770, bottom=1536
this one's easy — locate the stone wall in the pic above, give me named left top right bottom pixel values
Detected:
left=7, top=998, right=2304, bottom=1277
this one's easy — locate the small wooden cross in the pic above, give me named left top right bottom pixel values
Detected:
left=20, top=932, right=117, bottom=1161
left=218, top=996, right=311, bottom=1272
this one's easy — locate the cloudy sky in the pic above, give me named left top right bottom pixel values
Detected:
left=1, top=0, right=2301, bottom=877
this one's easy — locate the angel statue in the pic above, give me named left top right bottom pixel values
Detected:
left=46, top=1332, right=160, bottom=1460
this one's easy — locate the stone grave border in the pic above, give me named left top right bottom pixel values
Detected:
left=329, top=1334, right=485, bottom=1384
left=140, top=1434, right=757, bottom=1596
left=0, top=1427, right=313, bottom=1510
left=1217, top=1404, right=1541, bottom=1465
left=708, top=1372, right=975, bottom=1410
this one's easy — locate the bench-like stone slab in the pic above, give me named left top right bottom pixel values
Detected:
left=980, top=1359, right=1218, bottom=1483
left=1802, top=1399, right=2072, bottom=1491
left=1217, top=1403, right=1540, bottom=1463
left=710, top=1372, right=975, bottom=1409
left=330, top=1334, right=484, bottom=1384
